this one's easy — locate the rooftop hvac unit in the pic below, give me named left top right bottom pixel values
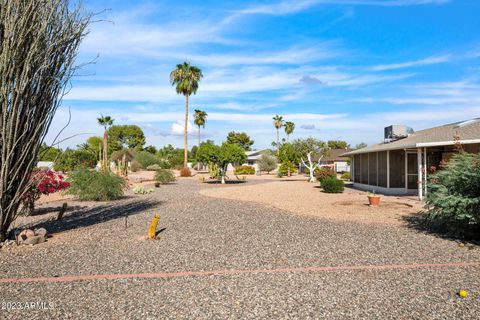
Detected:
left=384, top=125, right=414, bottom=142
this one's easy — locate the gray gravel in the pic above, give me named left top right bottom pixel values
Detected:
left=1, top=179, right=479, bottom=319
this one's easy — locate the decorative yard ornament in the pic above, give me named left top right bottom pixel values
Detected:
left=148, top=213, right=161, bottom=239
left=301, top=149, right=328, bottom=183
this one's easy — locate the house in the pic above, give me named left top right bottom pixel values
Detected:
left=343, top=119, right=480, bottom=200
left=319, top=149, right=351, bottom=173
left=227, top=149, right=270, bottom=171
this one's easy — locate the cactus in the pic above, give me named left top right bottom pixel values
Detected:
left=148, top=213, right=160, bottom=239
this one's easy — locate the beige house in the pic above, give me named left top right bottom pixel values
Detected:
left=343, top=119, right=480, bottom=200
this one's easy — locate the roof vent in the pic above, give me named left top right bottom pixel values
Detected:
left=384, top=125, right=414, bottom=143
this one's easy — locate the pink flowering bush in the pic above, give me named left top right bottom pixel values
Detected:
left=21, top=170, right=70, bottom=215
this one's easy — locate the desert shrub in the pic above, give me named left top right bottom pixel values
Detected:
left=66, top=169, right=126, bottom=201
left=154, top=169, right=176, bottom=184
left=134, top=151, right=161, bottom=168
left=341, top=172, right=351, bottom=180
left=54, top=149, right=97, bottom=172
left=208, top=163, right=220, bottom=179
left=234, top=165, right=255, bottom=175
left=180, top=167, right=192, bottom=177
left=322, top=177, right=344, bottom=193
left=278, top=162, right=297, bottom=176
left=257, top=153, right=278, bottom=174
left=426, top=152, right=480, bottom=237
left=130, top=160, right=142, bottom=172
left=132, top=185, right=154, bottom=194
left=315, top=167, right=336, bottom=185
left=146, top=164, right=162, bottom=171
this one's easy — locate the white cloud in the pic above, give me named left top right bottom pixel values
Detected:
left=171, top=120, right=198, bottom=136
left=370, top=55, right=450, bottom=71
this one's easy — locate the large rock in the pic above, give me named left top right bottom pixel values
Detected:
left=19, top=229, right=35, bottom=239
left=23, top=235, right=46, bottom=245
left=34, top=228, right=48, bottom=237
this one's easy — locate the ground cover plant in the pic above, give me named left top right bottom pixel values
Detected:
left=66, top=170, right=126, bottom=201
left=426, top=152, right=480, bottom=238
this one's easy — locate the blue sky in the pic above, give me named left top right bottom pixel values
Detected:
left=50, top=0, right=480, bottom=150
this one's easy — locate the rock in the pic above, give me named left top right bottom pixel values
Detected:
left=34, top=228, right=48, bottom=237
left=19, top=229, right=35, bottom=238
left=22, top=235, right=46, bottom=245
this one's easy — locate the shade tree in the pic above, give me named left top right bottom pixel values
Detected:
left=196, top=143, right=247, bottom=184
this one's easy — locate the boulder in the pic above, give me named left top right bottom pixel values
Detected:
left=23, top=235, right=46, bottom=245
left=34, top=228, right=48, bottom=237
left=19, top=229, right=35, bottom=239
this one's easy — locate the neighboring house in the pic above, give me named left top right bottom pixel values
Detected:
left=319, top=149, right=351, bottom=173
left=343, top=119, right=480, bottom=200
left=227, top=149, right=270, bottom=172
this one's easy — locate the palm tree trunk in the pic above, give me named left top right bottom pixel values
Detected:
left=184, top=95, right=189, bottom=168
left=276, top=129, right=280, bottom=155
left=103, top=130, right=108, bottom=172
left=198, top=126, right=201, bottom=147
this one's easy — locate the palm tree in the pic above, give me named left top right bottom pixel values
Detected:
left=193, top=109, right=208, bottom=147
left=284, top=121, right=295, bottom=142
left=273, top=115, right=284, bottom=155
left=97, top=115, right=114, bottom=171
left=170, top=61, right=203, bottom=168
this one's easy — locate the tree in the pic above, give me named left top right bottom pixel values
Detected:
left=54, top=149, right=97, bottom=172
left=257, top=153, right=278, bottom=174
left=108, top=125, right=146, bottom=152
left=144, top=145, right=157, bottom=154
left=170, top=61, right=203, bottom=168
left=226, top=131, right=254, bottom=151
left=193, top=109, right=208, bottom=147
left=278, top=143, right=301, bottom=177
left=327, top=140, right=350, bottom=149
left=284, top=121, right=295, bottom=142
left=196, top=143, right=247, bottom=184
left=273, top=115, right=284, bottom=155
left=355, top=142, right=367, bottom=149
left=97, top=115, right=114, bottom=171
left=78, top=136, right=103, bottom=161
left=0, top=0, right=90, bottom=242
left=292, top=138, right=329, bottom=182
left=38, top=143, right=62, bottom=162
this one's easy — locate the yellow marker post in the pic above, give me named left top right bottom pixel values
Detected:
left=148, top=213, right=160, bottom=239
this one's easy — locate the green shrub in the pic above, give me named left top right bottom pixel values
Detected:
left=54, top=149, right=97, bottom=172
left=66, top=169, right=126, bottom=201
left=110, top=149, right=136, bottom=162
left=426, top=152, right=480, bottom=237
left=315, top=167, right=336, bottom=185
left=130, top=160, right=142, bottom=172
left=180, top=167, right=191, bottom=177
left=341, top=172, right=351, bottom=180
left=134, top=151, right=161, bottom=168
left=234, top=165, right=255, bottom=175
left=154, top=169, right=176, bottom=184
left=278, top=162, right=297, bottom=175
left=146, top=164, right=162, bottom=171
left=322, top=177, right=344, bottom=193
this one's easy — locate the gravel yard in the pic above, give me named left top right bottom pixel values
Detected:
left=1, top=178, right=479, bottom=319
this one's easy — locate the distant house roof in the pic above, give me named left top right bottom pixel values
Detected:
left=246, top=149, right=270, bottom=161
left=322, top=149, right=350, bottom=161
left=344, top=118, right=480, bottom=156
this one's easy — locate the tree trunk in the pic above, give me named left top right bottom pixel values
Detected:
left=198, top=126, right=201, bottom=147
left=184, top=95, right=189, bottom=168
left=276, top=129, right=280, bottom=155
left=103, top=130, right=108, bottom=171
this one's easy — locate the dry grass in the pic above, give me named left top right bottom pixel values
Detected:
left=199, top=179, right=424, bottom=226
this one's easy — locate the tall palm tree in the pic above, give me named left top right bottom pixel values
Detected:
left=193, top=109, right=208, bottom=147
left=97, top=115, right=114, bottom=171
left=284, top=121, right=295, bottom=142
left=170, top=61, right=203, bottom=168
left=273, top=115, right=284, bottom=155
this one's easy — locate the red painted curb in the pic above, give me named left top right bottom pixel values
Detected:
left=1, top=261, right=479, bottom=284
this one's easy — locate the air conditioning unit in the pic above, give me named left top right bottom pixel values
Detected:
left=384, top=125, right=414, bottom=142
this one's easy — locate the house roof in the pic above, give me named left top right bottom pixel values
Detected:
left=322, top=149, right=350, bottom=161
left=343, top=118, right=480, bottom=156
